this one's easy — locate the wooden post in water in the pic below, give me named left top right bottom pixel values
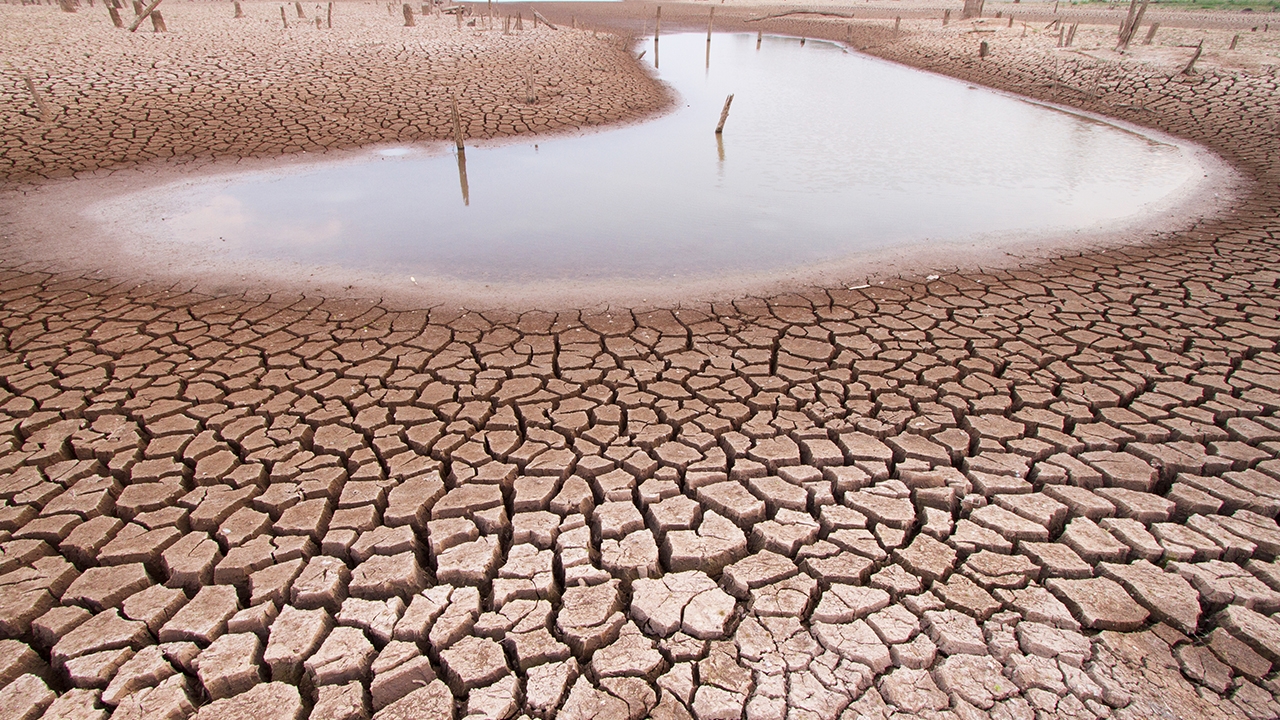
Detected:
left=455, top=147, right=469, bottom=206
left=451, top=93, right=465, bottom=149
left=403, top=3, right=413, bottom=25
left=715, top=93, right=733, bottom=134
left=1181, top=40, right=1203, bottom=75
left=107, top=2, right=122, bottom=25
left=707, top=6, right=714, bottom=42
left=654, top=5, right=660, bottom=39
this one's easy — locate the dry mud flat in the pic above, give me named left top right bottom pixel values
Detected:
left=0, top=2, right=667, bottom=185
left=4, top=2, right=1280, bottom=720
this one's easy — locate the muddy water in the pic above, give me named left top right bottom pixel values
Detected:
left=135, top=33, right=1203, bottom=284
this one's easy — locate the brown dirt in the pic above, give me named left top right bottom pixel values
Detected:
left=2, top=3, right=1280, bottom=720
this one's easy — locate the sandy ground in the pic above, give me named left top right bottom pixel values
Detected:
left=3, top=3, right=1280, bottom=720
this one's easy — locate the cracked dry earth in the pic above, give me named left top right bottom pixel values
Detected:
left=7, top=5, right=1280, bottom=720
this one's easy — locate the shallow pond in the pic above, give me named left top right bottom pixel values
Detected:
left=138, top=33, right=1204, bottom=284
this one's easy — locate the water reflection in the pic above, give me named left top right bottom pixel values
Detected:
left=455, top=148, right=470, bottom=206
left=147, top=33, right=1199, bottom=283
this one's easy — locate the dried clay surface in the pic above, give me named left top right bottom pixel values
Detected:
left=2, top=2, right=1280, bottom=720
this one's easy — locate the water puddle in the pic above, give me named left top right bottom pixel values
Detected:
left=95, top=33, right=1210, bottom=288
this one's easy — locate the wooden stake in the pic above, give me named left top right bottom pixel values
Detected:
left=525, top=67, right=536, bottom=102
left=532, top=10, right=556, bottom=29
left=1129, top=0, right=1150, bottom=45
left=403, top=3, right=413, bottom=25
left=1007, top=16, right=1012, bottom=27
left=515, top=12, right=522, bottom=30
left=127, top=0, right=162, bottom=31
left=1181, top=40, right=1202, bottom=75
left=943, top=9, right=949, bottom=25
left=132, top=0, right=142, bottom=15
left=654, top=5, right=660, bottom=40
left=451, top=93, right=465, bottom=149
left=715, top=93, right=733, bottom=134
left=233, top=0, right=242, bottom=17
left=150, top=8, right=164, bottom=30
left=1117, top=0, right=1149, bottom=50
left=327, top=1, right=332, bottom=27
left=1143, top=22, right=1158, bottom=44
left=1118, top=0, right=1140, bottom=41
left=1057, top=25, right=1063, bottom=47
left=979, top=40, right=989, bottom=57
left=280, top=5, right=287, bottom=27
left=107, top=2, right=122, bottom=26
left=295, top=0, right=303, bottom=17
left=894, top=16, right=900, bottom=32
left=22, top=75, right=51, bottom=122
left=759, top=30, right=763, bottom=48
left=1229, top=33, right=1239, bottom=50
left=707, top=6, right=714, bottom=42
